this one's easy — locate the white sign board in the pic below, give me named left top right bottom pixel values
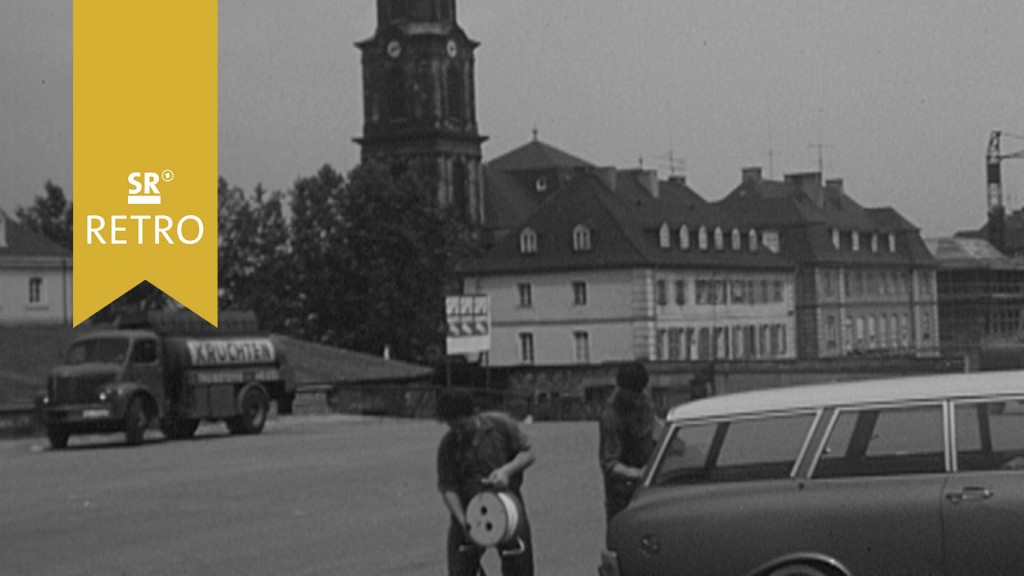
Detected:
left=446, top=295, right=491, bottom=355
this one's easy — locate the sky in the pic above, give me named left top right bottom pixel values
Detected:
left=2, top=0, right=1022, bottom=239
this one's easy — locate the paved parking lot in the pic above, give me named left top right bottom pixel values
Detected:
left=0, top=415, right=605, bottom=576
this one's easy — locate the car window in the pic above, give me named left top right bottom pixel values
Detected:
left=653, top=413, right=816, bottom=486
left=813, top=404, right=945, bottom=479
left=130, top=340, right=159, bottom=364
left=955, top=398, right=1024, bottom=472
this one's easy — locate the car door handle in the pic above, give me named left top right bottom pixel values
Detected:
left=946, top=487, right=993, bottom=504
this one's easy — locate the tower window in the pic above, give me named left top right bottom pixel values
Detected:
left=659, top=223, right=670, bottom=249
left=714, top=227, right=724, bottom=250
left=386, top=66, right=408, bottom=120
left=446, top=65, right=464, bottom=120
left=679, top=225, right=690, bottom=250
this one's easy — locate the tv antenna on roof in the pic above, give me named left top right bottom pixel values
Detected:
left=808, top=106, right=833, bottom=176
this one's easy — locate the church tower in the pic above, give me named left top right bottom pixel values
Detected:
left=356, top=0, right=486, bottom=225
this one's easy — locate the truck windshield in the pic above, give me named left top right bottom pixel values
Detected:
left=65, top=338, right=131, bottom=365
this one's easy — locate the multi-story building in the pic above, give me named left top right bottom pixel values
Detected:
left=718, top=168, right=940, bottom=358
left=460, top=168, right=796, bottom=367
left=926, top=236, right=1024, bottom=367
left=0, top=210, right=72, bottom=325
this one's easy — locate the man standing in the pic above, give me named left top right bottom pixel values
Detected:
left=599, top=361, right=662, bottom=521
left=436, top=390, right=536, bottom=576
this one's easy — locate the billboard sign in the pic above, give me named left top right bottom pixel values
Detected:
left=446, top=295, right=491, bottom=355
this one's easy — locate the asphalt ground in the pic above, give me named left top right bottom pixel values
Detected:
left=0, top=415, right=605, bottom=576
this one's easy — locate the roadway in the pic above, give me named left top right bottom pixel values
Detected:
left=0, top=415, right=605, bottom=576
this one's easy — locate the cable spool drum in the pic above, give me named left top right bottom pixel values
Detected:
left=465, top=491, right=523, bottom=547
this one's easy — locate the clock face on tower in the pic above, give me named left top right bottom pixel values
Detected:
left=446, top=40, right=458, bottom=58
left=387, top=40, right=402, bottom=59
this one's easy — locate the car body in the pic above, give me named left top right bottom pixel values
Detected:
left=600, top=371, right=1024, bottom=576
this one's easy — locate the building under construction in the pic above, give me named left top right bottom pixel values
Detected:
left=926, top=237, right=1024, bottom=370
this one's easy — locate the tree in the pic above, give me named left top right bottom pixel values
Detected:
left=340, top=161, right=477, bottom=363
left=16, top=181, right=73, bottom=250
left=218, top=178, right=294, bottom=332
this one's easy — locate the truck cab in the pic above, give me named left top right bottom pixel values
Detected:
left=38, top=310, right=295, bottom=448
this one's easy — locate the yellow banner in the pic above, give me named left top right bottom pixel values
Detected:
left=73, top=1, right=218, bottom=326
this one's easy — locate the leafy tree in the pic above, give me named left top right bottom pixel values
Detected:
left=340, top=161, right=478, bottom=363
left=218, top=178, right=293, bottom=332
left=16, top=181, right=73, bottom=250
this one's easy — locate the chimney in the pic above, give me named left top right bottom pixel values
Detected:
left=592, top=166, right=618, bottom=191
left=824, top=178, right=844, bottom=209
left=785, top=171, right=823, bottom=207
left=741, top=166, right=763, bottom=183
left=638, top=169, right=659, bottom=198
left=668, top=174, right=687, bottom=186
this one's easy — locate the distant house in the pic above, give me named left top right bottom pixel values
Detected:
left=461, top=168, right=797, bottom=367
left=718, top=169, right=939, bottom=358
left=0, top=210, right=72, bottom=325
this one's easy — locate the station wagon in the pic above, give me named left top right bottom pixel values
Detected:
left=599, top=371, right=1024, bottom=576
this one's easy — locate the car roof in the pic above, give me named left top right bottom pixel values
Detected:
left=667, top=371, right=1024, bottom=422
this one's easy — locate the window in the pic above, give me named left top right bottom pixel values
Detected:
left=878, top=316, right=888, bottom=349
left=867, top=316, right=877, bottom=348
left=919, top=271, right=932, bottom=296
left=519, top=228, right=537, bottom=254
left=535, top=176, right=548, bottom=192
left=659, top=223, right=670, bottom=249
left=826, top=316, right=837, bottom=350
left=871, top=234, right=879, bottom=253
left=772, top=280, right=783, bottom=303
left=573, top=331, right=590, bottom=363
left=656, top=329, right=667, bottom=360
left=954, top=399, right=1024, bottom=472
left=653, top=413, right=817, bottom=486
left=668, top=328, right=682, bottom=360
left=28, top=277, right=44, bottom=304
left=517, top=283, right=532, bottom=308
left=572, top=224, right=591, bottom=252
left=572, top=281, right=587, bottom=305
left=698, top=226, right=708, bottom=250
left=762, top=230, right=780, bottom=253
left=731, top=228, right=742, bottom=251
left=813, top=404, right=945, bottom=478
left=831, top=228, right=841, bottom=249
left=823, top=270, right=834, bottom=297
left=748, top=229, right=758, bottom=252
left=922, top=311, right=932, bottom=341
left=731, top=280, right=745, bottom=304
left=519, top=333, right=534, bottom=364
left=679, top=225, right=690, bottom=249
left=656, top=279, right=668, bottom=306
left=852, top=231, right=860, bottom=252
left=888, top=233, right=896, bottom=253
left=674, top=279, right=687, bottom=305
left=130, top=340, right=159, bottom=364
left=714, top=227, right=724, bottom=250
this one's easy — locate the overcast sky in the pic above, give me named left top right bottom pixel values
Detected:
left=2, top=0, right=1022, bottom=238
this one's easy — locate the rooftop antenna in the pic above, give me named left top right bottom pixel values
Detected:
left=808, top=106, right=833, bottom=176
left=532, top=125, right=538, bottom=141
left=763, top=129, right=781, bottom=179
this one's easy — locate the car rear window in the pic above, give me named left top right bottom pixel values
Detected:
left=813, top=404, right=945, bottom=479
left=652, top=413, right=816, bottom=486
left=954, top=398, right=1024, bottom=472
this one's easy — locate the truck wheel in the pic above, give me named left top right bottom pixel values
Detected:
left=226, top=385, right=269, bottom=435
left=124, top=397, right=148, bottom=446
left=160, top=418, right=199, bottom=440
left=46, top=424, right=70, bottom=449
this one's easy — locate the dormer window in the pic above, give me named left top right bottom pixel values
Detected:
left=679, top=225, right=690, bottom=250
left=714, top=227, right=724, bottom=251
left=659, top=223, right=670, bottom=249
left=520, top=228, right=537, bottom=254
left=748, top=229, right=758, bottom=252
left=762, top=230, right=780, bottom=254
left=888, top=233, right=896, bottom=253
left=573, top=224, right=592, bottom=252
left=731, top=228, right=741, bottom=251
left=852, top=231, right=860, bottom=252
left=831, top=228, right=840, bottom=249
left=535, top=176, right=548, bottom=192
left=871, top=234, right=879, bottom=253
left=698, top=226, right=708, bottom=250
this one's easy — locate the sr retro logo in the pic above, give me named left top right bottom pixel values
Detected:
left=85, top=170, right=205, bottom=245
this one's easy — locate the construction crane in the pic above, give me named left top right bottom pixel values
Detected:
left=985, top=130, right=1024, bottom=252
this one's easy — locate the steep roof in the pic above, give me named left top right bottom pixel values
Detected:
left=463, top=172, right=793, bottom=276
left=0, top=209, right=70, bottom=259
left=487, top=139, right=594, bottom=172
left=718, top=177, right=934, bottom=268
